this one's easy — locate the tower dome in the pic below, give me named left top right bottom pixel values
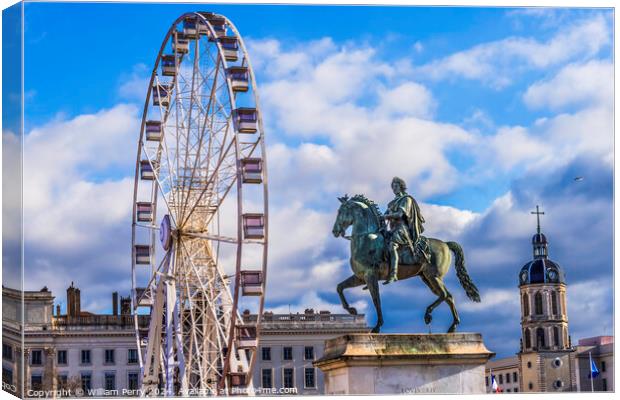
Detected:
left=518, top=206, right=565, bottom=286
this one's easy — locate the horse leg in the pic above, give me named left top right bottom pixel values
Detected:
left=444, top=288, right=460, bottom=333
left=365, top=272, right=383, bottom=333
left=420, top=273, right=447, bottom=326
left=337, top=274, right=364, bottom=315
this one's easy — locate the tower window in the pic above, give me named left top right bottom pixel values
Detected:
left=524, top=329, right=531, bottom=349
left=529, top=382, right=533, bottom=390
left=553, top=327, right=560, bottom=347
left=522, top=293, right=529, bottom=316
left=551, top=291, right=558, bottom=315
left=527, top=361, right=532, bottom=369
left=536, top=327, right=546, bottom=349
left=534, top=292, right=543, bottom=315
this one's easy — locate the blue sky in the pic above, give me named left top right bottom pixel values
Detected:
left=3, top=3, right=614, bottom=359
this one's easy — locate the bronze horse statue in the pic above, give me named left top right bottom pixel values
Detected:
left=332, top=194, right=480, bottom=333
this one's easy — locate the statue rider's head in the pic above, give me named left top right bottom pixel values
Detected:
left=391, top=177, right=407, bottom=195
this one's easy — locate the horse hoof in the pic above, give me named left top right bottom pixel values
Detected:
left=424, top=313, right=432, bottom=325
left=447, top=325, right=457, bottom=333
left=347, top=307, right=358, bottom=315
left=371, top=326, right=381, bottom=333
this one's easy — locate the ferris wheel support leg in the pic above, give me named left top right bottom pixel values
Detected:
left=164, top=277, right=177, bottom=396
left=173, top=298, right=187, bottom=395
left=142, top=280, right=165, bottom=396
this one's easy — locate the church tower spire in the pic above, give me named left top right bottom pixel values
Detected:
left=530, top=205, right=548, bottom=259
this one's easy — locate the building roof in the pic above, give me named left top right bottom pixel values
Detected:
left=578, top=336, right=614, bottom=346
left=243, top=311, right=369, bottom=333
left=486, top=355, right=519, bottom=370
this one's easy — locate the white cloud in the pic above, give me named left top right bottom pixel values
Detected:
left=376, top=82, right=436, bottom=118
left=118, top=63, right=150, bottom=100
left=416, top=15, right=610, bottom=88
left=523, top=60, right=613, bottom=110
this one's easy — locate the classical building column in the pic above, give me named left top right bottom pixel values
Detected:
left=16, top=347, right=30, bottom=397
left=44, top=347, right=57, bottom=392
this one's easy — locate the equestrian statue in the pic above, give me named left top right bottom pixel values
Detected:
left=331, top=177, right=481, bottom=333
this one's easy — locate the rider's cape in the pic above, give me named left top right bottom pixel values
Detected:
left=388, top=194, right=425, bottom=239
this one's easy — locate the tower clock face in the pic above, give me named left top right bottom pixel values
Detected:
left=520, top=271, right=528, bottom=284
left=548, top=269, right=558, bottom=282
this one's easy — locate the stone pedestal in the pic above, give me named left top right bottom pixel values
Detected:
left=314, top=333, right=494, bottom=395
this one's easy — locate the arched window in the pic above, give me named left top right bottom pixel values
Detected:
left=551, top=291, right=558, bottom=315
left=535, top=292, right=543, bottom=315
left=522, top=293, right=530, bottom=316
left=525, top=329, right=531, bottom=349
left=553, top=326, right=560, bottom=347
left=536, top=327, right=546, bottom=349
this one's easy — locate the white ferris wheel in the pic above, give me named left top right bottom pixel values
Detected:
left=130, top=11, right=268, bottom=396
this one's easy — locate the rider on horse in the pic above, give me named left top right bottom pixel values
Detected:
left=383, top=177, right=427, bottom=285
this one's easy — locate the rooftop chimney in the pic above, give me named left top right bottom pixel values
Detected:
left=67, top=282, right=81, bottom=318
left=112, top=292, right=119, bottom=316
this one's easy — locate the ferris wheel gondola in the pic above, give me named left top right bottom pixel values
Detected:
left=130, top=11, right=268, bottom=396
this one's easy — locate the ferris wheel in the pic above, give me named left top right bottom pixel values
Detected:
left=130, top=12, right=268, bottom=396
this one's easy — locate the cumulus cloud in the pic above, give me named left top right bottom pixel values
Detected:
left=416, top=15, right=610, bottom=88
left=523, top=60, right=613, bottom=110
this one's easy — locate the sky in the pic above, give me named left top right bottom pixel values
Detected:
left=2, top=3, right=614, bottom=359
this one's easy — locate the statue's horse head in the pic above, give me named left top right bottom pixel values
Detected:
left=332, top=194, right=385, bottom=238
left=332, top=195, right=353, bottom=238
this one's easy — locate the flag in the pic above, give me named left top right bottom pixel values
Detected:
left=589, top=358, right=600, bottom=379
left=491, top=374, right=501, bottom=393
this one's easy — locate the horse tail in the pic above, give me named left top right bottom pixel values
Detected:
left=447, top=241, right=480, bottom=303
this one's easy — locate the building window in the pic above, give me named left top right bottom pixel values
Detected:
left=304, top=346, right=314, bottom=360
left=525, top=329, right=531, bottom=349
left=534, top=292, right=543, bottom=315
left=602, top=378, right=607, bottom=391
left=485, top=376, right=488, bottom=386
left=57, top=350, right=67, bottom=365
left=514, top=388, right=518, bottom=392
left=105, top=349, right=115, bottom=364
left=527, top=361, right=532, bottom=369
left=499, top=374, right=503, bottom=384
left=105, top=373, right=116, bottom=391
left=304, top=368, right=316, bottom=388
left=2, top=344, right=13, bottom=361
left=506, top=389, right=511, bottom=392
left=31, top=350, right=43, bottom=365
left=261, top=369, right=273, bottom=388
left=2, top=368, right=13, bottom=387
left=261, top=347, right=271, bottom=361
left=553, top=380, right=563, bottom=390
left=529, top=382, right=533, bottom=390
left=128, top=372, right=139, bottom=391
left=283, top=368, right=294, bottom=388
left=601, top=361, right=606, bottom=372
left=283, top=347, right=293, bottom=361
left=81, top=349, right=91, bottom=365
left=506, top=373, right=510, bottom=383
left=31, top=375, right=43, bottom=391
left=513, top=372, right=518, bottom=382
left=128, top=349, right=139, bottom=364
left=553, top=327, right=560, bottom=347
left=536, top=327, right=545, bottom=349
left=522, top=293, right=529, bottom=316
left=551, top=291, right=558, bottom=315
left=81, top=373, right=92, bottom=392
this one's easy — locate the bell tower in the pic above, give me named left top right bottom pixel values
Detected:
left=517, top=206, right=576, bottom=392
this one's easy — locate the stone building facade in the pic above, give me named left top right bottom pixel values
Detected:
left=574, top=336, right=614, bottom=392
left=2, top=285, right=147, bottom=398
left=243, top=309, right=369, bottom=395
